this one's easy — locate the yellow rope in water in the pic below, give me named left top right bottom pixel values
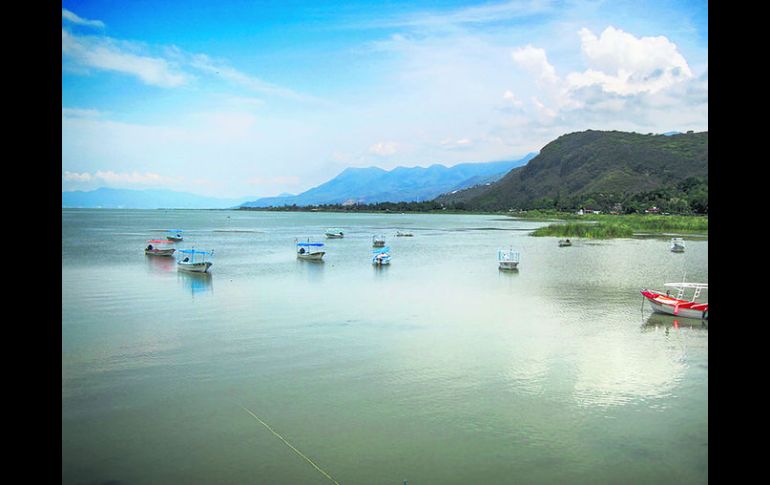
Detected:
left=237, top=403, right=341, bottom=485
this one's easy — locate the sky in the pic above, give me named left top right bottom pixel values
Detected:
left=61, top=0, right=708, bottom=200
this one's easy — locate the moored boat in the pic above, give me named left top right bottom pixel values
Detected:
left=670, top=237, right=685, bottom=252
left=144, top=239, right=176, bottom=257
left=297, top=240, right=325, bottom=261
left=640, top=282, right=708, bottom=319
left=177, top=248, right=213, bottom=273
left=372, top=246, right=391, bottom=265
left=167, top=229, right=184, bottom=242
left=325, top=228, right=344, bottom=238
left=372, top=235, right=386, bottom=247
left=396, top=231, right=414, bottom=237
left=498, top=248, right=520, bottom=270
left=558, top=239, right=572, bottom=247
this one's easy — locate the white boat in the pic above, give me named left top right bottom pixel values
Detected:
left=558, top=239, right=572, bottom=247
left=670, top=237, right=685, bottom=252
left=372, top=246, right=391, bottom=265
left=144, top=239, right=176, bottom=257
left=498, top=248, right=520, bottom=270
left=297, top=240, right=325, bottom=261
left=641, top=282, right=708, bottom=319
left=396, top=231, right=414, bottom=237
left=166, top=229, right=184, bottom=242
left=325, top=228, right=344, bottom=238
left=372, top=235, right=386, bottom=247
left=177, top=248, right=213, bottom=273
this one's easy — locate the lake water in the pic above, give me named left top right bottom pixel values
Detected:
left=62, top=209, right=708, bottom=484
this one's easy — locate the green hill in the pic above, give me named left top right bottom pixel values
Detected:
left=438, top=130, right=708, bottom=213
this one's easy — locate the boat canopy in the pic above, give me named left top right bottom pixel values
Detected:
left=372, top=246, right=390, bottom=254
left=179, top=249, right=213, bottom=255
left=297, top=242, right=324, bottom=247
left=147, top=239, right=172, bottom=244
left=167, top=229, right=184, bottom=232
left=664, top=282, right=707, bottom=289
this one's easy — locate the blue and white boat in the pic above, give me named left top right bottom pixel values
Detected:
left=297, top=240, right=326, bottom=261
left=166, top=229, right=184, bottom=242
left=177, top=248, right=213, bottom=273
left=372, top=246, right=391, bottom=265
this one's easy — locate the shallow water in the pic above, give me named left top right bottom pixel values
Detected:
left=62, top=209, right=708, bottom=484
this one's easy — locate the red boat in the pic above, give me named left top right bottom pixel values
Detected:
left=641, top=283, right=708, bottom=320
left=144, top=239, right=176, bottom=257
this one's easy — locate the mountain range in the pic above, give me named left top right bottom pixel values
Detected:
left=241, top=154, right=536, bottom=207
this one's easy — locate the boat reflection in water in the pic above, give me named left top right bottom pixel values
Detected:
left=641, top=312, right=708, bottom=332
left=177, top=271, right=213, bottom=297
left=145, top=253, right=176, bottom=273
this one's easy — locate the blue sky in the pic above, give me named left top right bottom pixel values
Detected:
left=62, top=0, right=708, bottom=200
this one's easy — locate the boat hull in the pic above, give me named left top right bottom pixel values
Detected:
left=145, top=249, right=176, bottom=257
left=297, top=251, right=325, bottom=261
left=498, top=261, right=519, bottom=270
left=641, top=290, right=708, bottom=319
left=167, top=236, right=183, bottom=242
left=373, top=241, right=385, bottom=247
left=177, top=261, right=212, bottom=273
left=325, top=234, right=343, bottom=239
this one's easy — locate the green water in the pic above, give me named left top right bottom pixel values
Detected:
left=62, top=209, right=708, bottom=484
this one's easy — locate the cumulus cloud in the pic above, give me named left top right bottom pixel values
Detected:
left=567, top=26, right=693, bottom=95
left=511, top=45, right=559, bottom=86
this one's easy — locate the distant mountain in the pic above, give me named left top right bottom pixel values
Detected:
left=241, top=154, right=536, bottom=207
left=61, top=188, right=252, bottom=209
left=437, top=130, right=708, bottom=210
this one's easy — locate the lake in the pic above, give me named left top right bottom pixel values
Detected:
left=62, top=209, right=708, bottom=484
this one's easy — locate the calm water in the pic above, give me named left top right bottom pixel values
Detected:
left=62, top=209, right=708, bottom=484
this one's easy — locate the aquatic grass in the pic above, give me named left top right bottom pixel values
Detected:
left=531, top=221, right=634, bottom=239
left=523, top=212, right=707, bottom=239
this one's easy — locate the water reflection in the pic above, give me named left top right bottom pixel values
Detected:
left=145, top=254, right=176, bottom=273
left=641, top=313, right=708, bottom=331
left=177, top=271, right=213, bottom=296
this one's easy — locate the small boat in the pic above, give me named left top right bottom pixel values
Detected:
left=372, top=235, right=386, bottom=247
left=372, top=246, right=391, bottom=265
left=640, top=282, right=708, bottom=319
left=167, top=229, right=184, bottom=242
left=396, top=231, right=414, bottom=237
left=297, top=240, right=325, bottom=261
left=144, top=239, right=176, bottom=257
left=558, top=239, right=572, bottom=247
left=177, top=249, right=213, bottom=273
left=498, top=248, right=520, bottom=270
left=325, top=228, right=344, bottom=238
left=670, top=237, right=685, bottom=252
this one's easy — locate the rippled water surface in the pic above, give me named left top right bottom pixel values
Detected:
left=62, top=209, right=708, bottom=484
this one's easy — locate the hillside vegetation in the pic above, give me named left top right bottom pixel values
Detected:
left=438, top=130, right=708, bottom=214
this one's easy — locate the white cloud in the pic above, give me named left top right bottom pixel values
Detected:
left=369, top=141, right=398, bottom=156
left=62, top=8, right=105, bottom=29
left=511, top=45, right=559, bottom=86
left=567, top=26, right=693, bottom=95
left=440, top=137, right=474, bottom=150
left=63, top=170, right=178, bottom=186
left=62, top=29, right=188, bottom=87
